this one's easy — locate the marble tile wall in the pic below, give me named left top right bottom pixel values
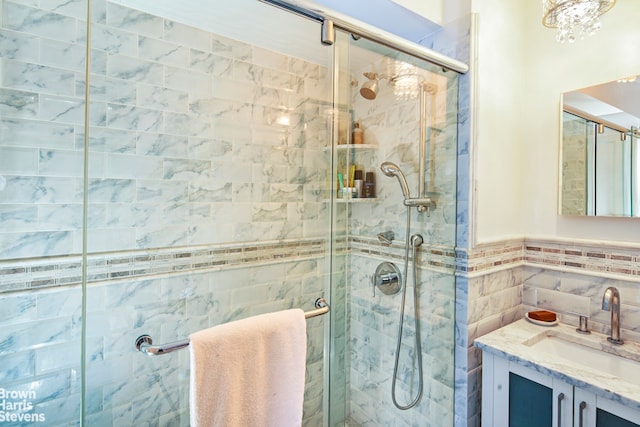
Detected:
left=347, top=62, right=459, bottom=247
left=347, top=249, right=456, bottom=427
left=0, top=238, right=326, bottom=293
left=0, top=0, right=332, bottom=260
left=420, top=15, right=475, bottom=427
left=459, top=266, right=522, bottom=427
left=0, top=256, right=328, bottom=425
left=523, top=239, right=640, bottom=341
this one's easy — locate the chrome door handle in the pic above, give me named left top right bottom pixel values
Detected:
left=579, top=401, right=587, bottom=427
left=557, top=392, right=565, bottom=426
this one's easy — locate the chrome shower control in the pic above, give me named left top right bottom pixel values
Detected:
left=372, top=262, right=402, bottom=296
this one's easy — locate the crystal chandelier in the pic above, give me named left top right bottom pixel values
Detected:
left=542, top=0, right=616, bottom=43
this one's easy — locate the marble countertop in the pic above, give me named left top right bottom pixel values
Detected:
left=474, top=319, right=640, bottom=412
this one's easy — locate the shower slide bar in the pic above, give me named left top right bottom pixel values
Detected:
left=135, top=298, right=329, bottom=356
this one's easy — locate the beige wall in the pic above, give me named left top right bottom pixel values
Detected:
left=523, top=0, right=640, bottom=243
left=472, top=0, right=640, bottom=244
left=471, top=0, right=527, bottom=244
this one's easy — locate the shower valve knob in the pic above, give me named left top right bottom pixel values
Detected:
left=372, top=262, right=402, bottom=296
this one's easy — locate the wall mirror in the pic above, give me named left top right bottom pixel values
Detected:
left=560, top=75, right=640, bottom=216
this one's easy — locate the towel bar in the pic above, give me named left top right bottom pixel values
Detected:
left=135, top=297, right=329, bottom=356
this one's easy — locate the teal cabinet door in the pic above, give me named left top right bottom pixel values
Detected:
left=597, top=409, right=640, bottom=427
left=509, top=372, right=552, bottom=427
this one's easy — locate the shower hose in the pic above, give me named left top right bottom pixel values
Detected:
left=391, top=206, right=424, bottom=410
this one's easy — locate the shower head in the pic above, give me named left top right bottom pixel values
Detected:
left=360, top=72, right=378, bottom=100
left=380, top=162, right=410, bottom=199
left=360, top=79, right=378, bottom=100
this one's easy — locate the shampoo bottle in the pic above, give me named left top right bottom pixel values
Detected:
left=354, top=170, right=363, bottom=198
left=352, top=122, right=363, bottom=145
left=364, top=172, right=376, bottom=198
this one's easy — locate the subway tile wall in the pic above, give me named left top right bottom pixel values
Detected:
left=348, top=247, right=456, bottom=427
left=0, top=256, right=328, bottom=425
left=0, top=0, right=331, bottom=260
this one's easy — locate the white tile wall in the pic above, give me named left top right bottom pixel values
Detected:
left=0, top=0, right=332, bottom=260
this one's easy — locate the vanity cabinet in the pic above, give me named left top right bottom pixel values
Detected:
left=481, top=353, right=640, bottom=427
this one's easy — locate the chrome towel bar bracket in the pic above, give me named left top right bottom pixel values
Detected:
left=135, top=297, right=329, bottom=356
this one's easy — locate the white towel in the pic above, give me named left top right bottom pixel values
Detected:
left=189, top=309, right=307, bottom=427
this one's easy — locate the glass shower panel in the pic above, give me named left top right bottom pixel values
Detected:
left=330, top=29, right=459, bottom=426
left=83, top=0, right=333, bottom=425
left=0, top=0, right=88, bottom=423
left=327, top=29, right=352, bottom=427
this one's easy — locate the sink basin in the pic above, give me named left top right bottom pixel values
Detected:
left=527, top=333, right=640, bottom=384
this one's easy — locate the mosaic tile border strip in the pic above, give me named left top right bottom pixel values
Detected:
left=349, top=236, right=640, bottom=279
left=524, top=240, right=640, bottom=278
left=349, top=237, right=406, bottom=263
left=456, top=240, right=525, bottom=275
left=459, top=238, right=640, bottom=280
left=0, top=239, right=327, bottom=294
left=350, top=236, right=458, bottom=273
left=4, top=236, right=639, bottom=293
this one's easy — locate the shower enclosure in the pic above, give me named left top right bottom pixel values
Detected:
left=332, top=31, right=460, bottom=426
left=0, top=0, right=462, bottom=425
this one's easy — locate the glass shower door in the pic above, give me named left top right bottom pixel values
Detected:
left=83, top=0, right=335, bottom=425
left=330, top=28, right=459, bottom=426
left=0, top=0, right=89, bottom=423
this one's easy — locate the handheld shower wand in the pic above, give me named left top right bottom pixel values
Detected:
left=380, top=161, right=435, bottom=214
left=378, top=162, right=425, bottom=409
left=380, top=162, right=410, bottom=199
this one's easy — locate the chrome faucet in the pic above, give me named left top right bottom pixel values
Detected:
left=601, top=287, right=623, bottom=345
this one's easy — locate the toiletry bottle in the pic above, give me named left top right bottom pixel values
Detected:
left=353, top=122, right=363, bottom=145
left=364, top=172, right=376, bottom=198
left=349, top=165, right=356, bottom=188
left=337, top=173, right=345, bottom=198
left=354, top=170, right=363, bottom=198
